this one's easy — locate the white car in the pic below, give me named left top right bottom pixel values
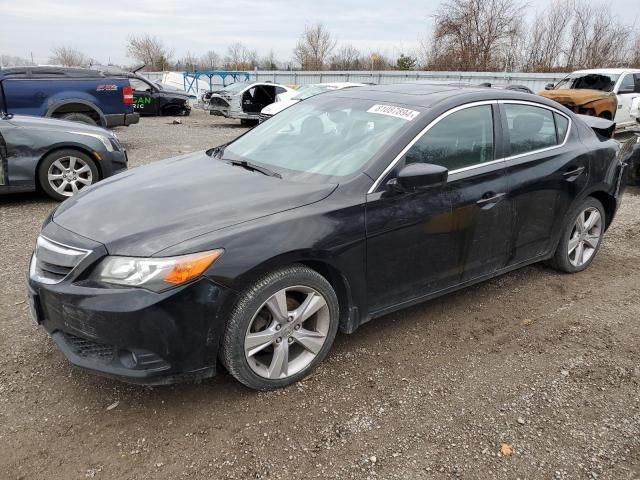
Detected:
left=207, top=81, right=296, bottom=125
left=259, top=82, right=368, bottom=122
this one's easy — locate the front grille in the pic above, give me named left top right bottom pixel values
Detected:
left=258, top=113, right=271, bottom=123
left=30, top=236, right=90, bottom=284
left=64, top=333, right=114, bottom=362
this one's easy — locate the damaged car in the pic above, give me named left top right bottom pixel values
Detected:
left=27, top=84, right=628, bottom=390
left=207, top=81, right=296, bottom=126
left=539, top=69, right=640, bottom=128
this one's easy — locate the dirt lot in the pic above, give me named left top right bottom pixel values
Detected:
left=1, top=110, right=639, bottom=480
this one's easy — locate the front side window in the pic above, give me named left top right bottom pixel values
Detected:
left=405, top=105, right=494, bottom=171
left=130, top=78, right=151, bottom=91
left=504, top=104, right=558, bottom=156
left=223, top=97, right=419, bottom=182
left=619, top=74, right=635, bottom=93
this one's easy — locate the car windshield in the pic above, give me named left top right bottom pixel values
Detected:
left=555, top=73, right=620, bottom=92
left=221, top=82, right=252, bottom=94
left=222, top=96, right=421, bottom=183
left=292, top=85, right=332, bottom=101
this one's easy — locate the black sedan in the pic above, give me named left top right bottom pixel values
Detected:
left=1, top=113, right=127, bottom=200
left=26, top=84, right=627, bottom=390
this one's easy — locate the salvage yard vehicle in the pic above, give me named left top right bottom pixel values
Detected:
left=539, top=69, right=640, bottom=128
left=0, top=67, right=139, bottom=127
left=27, top=84, right=627, bottom=390
left=128, top=76, right=191, bottom=117
left=0, top=112, right=127, bottom=200
left=259, top=82, right=368, bottom=122
left=207, top=81, right=296, bottom=125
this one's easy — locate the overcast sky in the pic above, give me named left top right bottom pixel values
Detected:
left=0, top=0, right=635, bottom=66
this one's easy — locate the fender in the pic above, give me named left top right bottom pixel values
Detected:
left=45, top=98, right=107, bottom=127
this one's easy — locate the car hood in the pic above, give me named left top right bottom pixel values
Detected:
left=52, top=151, right=337, bottom=256
left=3, top=114, right=112, bottom=135
left=538, top=89, right=615, bottom=106
left=262, top=100, right=299, bottom=115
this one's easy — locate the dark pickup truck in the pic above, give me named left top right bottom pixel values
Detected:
left=0, top=67, right=139, bottom=128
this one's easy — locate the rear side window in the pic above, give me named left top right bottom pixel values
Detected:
left=554, top=113, right=569, bottom=143
left=405, top=105, right=494, bottom=171
left=504, top=104, right=557, bottom=156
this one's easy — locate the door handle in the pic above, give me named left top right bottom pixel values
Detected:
left=563, top=166, right=585, bottom=180
left=476, top=192, right=506, bottom=209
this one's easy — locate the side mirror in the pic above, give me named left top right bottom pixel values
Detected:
left=544, top=83, right=555, bottom=90
left=391, top=163, right=448, bottom=192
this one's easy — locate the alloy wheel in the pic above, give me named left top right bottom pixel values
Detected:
left=568, top=207, right=603, bottom=267
left=47, top=156, right=93, bottom=197
left=244, top=286, right=331, bottom=380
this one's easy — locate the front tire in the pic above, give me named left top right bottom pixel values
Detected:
left=549, top=197, right=605, bottom=273
left=59, top=112, right=97, bottom=126
left=221, top=265, right=339, bottom=390
left=38, top=149, right=99, bottom=201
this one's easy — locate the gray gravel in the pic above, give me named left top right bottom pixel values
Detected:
left=1, top=110, right=639, bottom=480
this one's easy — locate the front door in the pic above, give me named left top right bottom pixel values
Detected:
left=615, top=73, right=640, bottom=125
left=0, top=128, right=7, bottom=187
left=130, top=78, right=157, bottom=115
left=365, top=103, right=512, bottom=313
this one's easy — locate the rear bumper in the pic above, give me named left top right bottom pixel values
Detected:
left=27, top=269, right=236, bottom=385
left=104, top=112, right=140, bottom=128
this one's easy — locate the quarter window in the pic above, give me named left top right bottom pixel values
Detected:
left=405, top=105, right=494, bottom=171
left=554, top=113, right=569, bottom=143
left=504, top=104, right=557, bottom=156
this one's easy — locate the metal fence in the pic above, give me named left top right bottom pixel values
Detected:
left=141, top=70, right=567, bottom=95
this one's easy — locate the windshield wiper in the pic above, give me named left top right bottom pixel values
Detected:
left=227, top=159, right=282, bottom=178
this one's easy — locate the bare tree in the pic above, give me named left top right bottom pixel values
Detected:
left=49, top=46, right=88, bottom=67
left=329, top=44, right=361, bottom=70
left=0, top=54, right=34, bottom=67
left=524, top=0, right=574, bottom=72
left=293, top=23, right=336, bottom=70
left=259, top=50, right=279, bottom=70
left=427, top=0, right=524, bottom=71
left=224, top=42, right=257, bottom=70
left=201, top=50, right=220, bottom=70
left=126, top=34, right=172, bottom=70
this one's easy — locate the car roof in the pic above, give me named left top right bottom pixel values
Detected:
left=571, top=68, right=640, bottom=75
left=329, top=82, right=552, bottom=110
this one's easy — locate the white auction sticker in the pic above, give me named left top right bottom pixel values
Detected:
left=367, top=104, right=420, bottom=121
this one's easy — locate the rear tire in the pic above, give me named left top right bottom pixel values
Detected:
left=549, top=197, right=605, bottom=273
left=59, top=112, right=98, bottom=126
left=220, top=265, right=339, bottom=390
left=38, top=149, right=99, bottom=201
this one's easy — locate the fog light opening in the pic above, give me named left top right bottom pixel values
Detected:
left=118, top=350, right=138, bottom=369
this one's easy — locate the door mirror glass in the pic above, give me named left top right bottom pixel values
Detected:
left=394, top=163, right=448, bottom=191
left=545, top=83, right=555, bottom=90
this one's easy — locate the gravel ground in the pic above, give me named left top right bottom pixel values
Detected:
left=1, top=110, right=639, bottom=480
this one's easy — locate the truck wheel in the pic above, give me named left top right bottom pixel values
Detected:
left=38, top=149, right=99, bottom=201
left=59, top=112, right=97, bottom=126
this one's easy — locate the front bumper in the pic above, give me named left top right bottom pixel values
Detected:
left=26, top=237, right=236, bottom=384
left=99, top=149, right=128, bottom=178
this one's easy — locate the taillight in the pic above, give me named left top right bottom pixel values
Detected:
left=122, top=85, right=133, bottom=105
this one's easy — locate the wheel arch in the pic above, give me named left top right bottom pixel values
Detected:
left=588, top=190, right=617, bottom=230
left=227, top=252, right=361, bottom=335
left=46, top=100, right=106, bottom=127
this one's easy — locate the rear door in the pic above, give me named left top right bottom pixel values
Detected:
left=500, top=101, right=587, bottom=265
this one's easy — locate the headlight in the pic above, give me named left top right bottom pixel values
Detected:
left=91, top=249, right=223, bottom=291
left=70, top=131, right=115, bottom=152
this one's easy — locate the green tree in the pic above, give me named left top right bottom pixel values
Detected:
left=396, top=54, right=417, bottom=70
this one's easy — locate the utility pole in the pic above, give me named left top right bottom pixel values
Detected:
left=30, top=52, right=34, bottom=65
